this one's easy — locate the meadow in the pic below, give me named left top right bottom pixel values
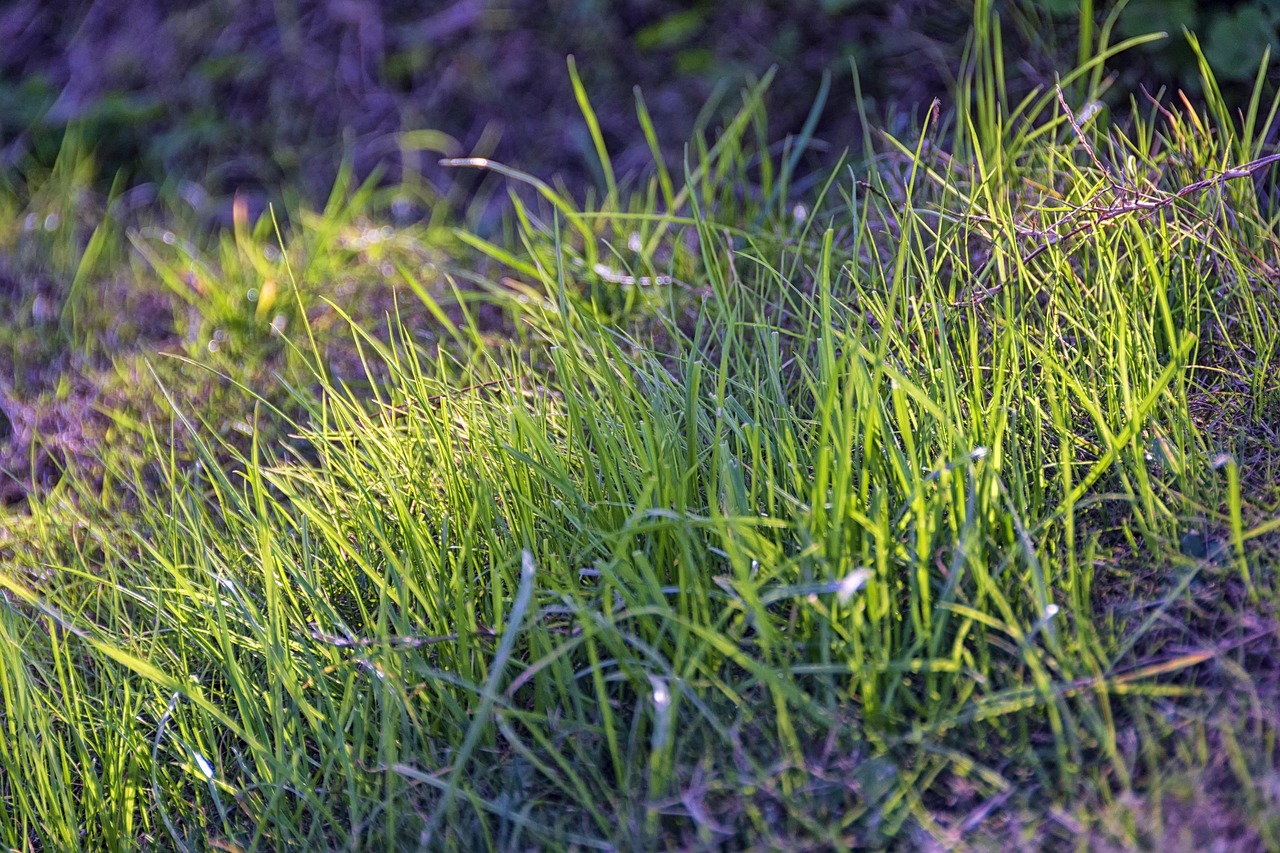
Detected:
left=1, top=8, right=1279, bottom=851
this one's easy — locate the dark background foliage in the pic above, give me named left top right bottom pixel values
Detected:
left=1, top=1, right=1278, bottom=215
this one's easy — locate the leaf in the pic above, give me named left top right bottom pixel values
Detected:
left=634, top=10, right=705, bottom=51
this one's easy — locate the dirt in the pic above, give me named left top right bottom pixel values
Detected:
left=0, top=0, right=1004, bottom=213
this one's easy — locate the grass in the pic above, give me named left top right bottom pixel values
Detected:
left=2, top=10, right=1280, bottom=851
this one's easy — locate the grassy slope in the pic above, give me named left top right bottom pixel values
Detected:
left=3, top=19, right=1280, bottom=853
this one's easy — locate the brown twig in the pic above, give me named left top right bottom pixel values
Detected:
left=1020, top=151, right=1280, bottom=265
left=957, top=88, right=1280, bottom=306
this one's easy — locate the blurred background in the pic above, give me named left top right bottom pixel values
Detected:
left=0, top=0, right=1276, bottom=503
left=3, top=0, right=1278, bottom=223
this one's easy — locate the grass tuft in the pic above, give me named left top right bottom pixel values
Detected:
left=2, top=13, right=1280, bottom=850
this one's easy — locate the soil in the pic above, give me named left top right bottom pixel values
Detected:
left=0, top=0, right=1032, bottom=211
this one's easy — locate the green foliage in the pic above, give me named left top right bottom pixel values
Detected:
left=1108, top=0, right=1280, bottom=87
left=1, top=6, right=1280, bottom=851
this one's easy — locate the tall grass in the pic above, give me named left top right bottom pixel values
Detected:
left=3, top=12, right=1280, bottom=851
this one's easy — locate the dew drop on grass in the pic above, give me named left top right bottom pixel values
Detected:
left=648, top=675, right=673, bottom=752
left=649, top=676, right=670, bottom=710
left=193, top=750, right=215, bottom=781
left=837, top=568, right=871, bottom=604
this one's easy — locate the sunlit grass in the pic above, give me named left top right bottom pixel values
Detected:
left=2, top=9, right=1280, bottom=850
